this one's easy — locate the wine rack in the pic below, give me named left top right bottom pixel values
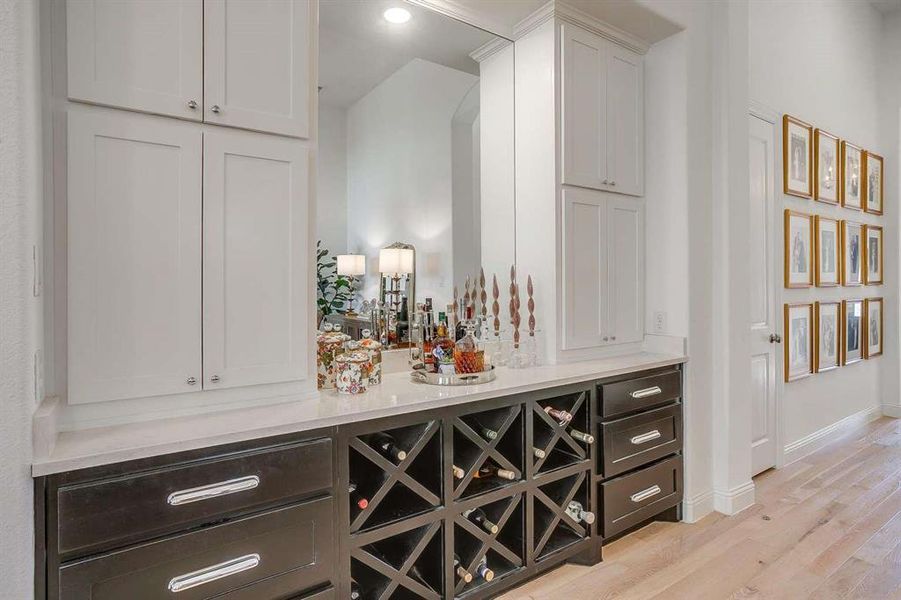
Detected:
left=452, top=405, right=523, bottom=500
left=351, top=521, right=444, bottom=600
left=453, top=493, right=525, bottom=596
left=533, top=471, right=591, bottom=561
left=349, top=421, right=442, bottom=533
left=532, top=390, right=591, bottom=475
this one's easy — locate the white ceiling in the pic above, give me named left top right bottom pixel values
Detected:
left=869, top=0, right=901, bottom=13
left=319, top=0, right=501, bottom=108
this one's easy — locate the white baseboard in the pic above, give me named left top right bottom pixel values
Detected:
left=783, top=405, right=883, bottom=466
left=713, top=480, right=756, bottom=515
left=682, top=490, right=714, bottom=523
left=883, top=404, right=901, bottom=418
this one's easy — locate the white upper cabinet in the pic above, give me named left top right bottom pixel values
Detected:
left=560, top=23, right=644, bottom=196
left=561, top=188, right=644, bottom=351
left=67, top=111, right=203, bottom=404
left=203, top=0, right=312, bottom=138
left=67, top=0, right=203, bottom=121
left=202, top=130, right=311, bottom=390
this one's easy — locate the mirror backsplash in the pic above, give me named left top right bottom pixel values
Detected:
left=317, top=0, right=515, bottom=347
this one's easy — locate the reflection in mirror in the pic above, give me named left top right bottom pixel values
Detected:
left=317, top=0, right=515, bottom=349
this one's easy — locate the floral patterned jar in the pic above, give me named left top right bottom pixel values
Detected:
left=335, top=342, right=371, bottom=395
left=358, top=328, right=383, bottom=385
left=317, top=323, right=350, bottom=389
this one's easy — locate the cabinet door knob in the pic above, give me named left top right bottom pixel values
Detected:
left=187, top=100, right=198, bottom=109
left=610, top=181, right=617, bottom=186
left=186, top=377, right=197, bottom=385
left=210, top=375, right=220, bottom=383
left=602, top=179, right=609, bottom=185
left=210, top=105, right=221, bottom=114
left=603, top=336, right=609, bottom=342
left=611, top=335, right=616, bottom=340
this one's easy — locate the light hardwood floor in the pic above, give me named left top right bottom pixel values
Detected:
left=501, top=416, right=901, bottom=599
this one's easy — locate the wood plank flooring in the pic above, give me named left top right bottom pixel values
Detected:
left=501, top=416, right=901, bottom=599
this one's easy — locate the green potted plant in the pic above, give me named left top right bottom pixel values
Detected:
left=317, top=240, right=353, bottom=327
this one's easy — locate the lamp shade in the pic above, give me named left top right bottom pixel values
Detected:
left=379, top=247, right=414, bottom=274
left=337, top=254, right=366, bottom=276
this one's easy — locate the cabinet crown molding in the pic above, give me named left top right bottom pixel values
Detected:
left=514, top=1, right=651, bottom=55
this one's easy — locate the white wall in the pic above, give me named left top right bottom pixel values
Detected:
left=346, top=58, right=478, bottom=308
left=749, top=0, right=889, bottom=445
left=0, top=0, right=43, bottom=595
left=317, top=105, right=348, bottom=257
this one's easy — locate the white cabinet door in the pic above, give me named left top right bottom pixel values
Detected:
left=606, top=197, right=644, bottom=344
left=606, top=44, right=644, bottom=196
left=67, top=111, right=203, bottom=404
left=203, top=130, right=311, bottom=389
left=561, top=23, right=608, bottom=190
left=561, top=188, right=609, bottom=350
left=203, top=0, right=312, bottom=138
left=67, top=0, right=203, bottom=120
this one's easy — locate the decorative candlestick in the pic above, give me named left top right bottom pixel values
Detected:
left=513, top=283, right=521, bottom=347
left=527, top=276, right=536, bottom=337
left=464, top=277, right=472, bottom=315
left=453, top=286, right=459, bottom=323
left=480, top=268, right=488, bottom=323
left=492, top=275, right=501, bottom=335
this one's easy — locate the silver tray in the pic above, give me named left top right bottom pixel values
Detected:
left=410, top=366, right=496, bottom=386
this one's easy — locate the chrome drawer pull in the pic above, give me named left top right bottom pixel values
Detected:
left=168, top=554, right=260, bottom=592
left=167, top=475, right=260, bottom=506
left=630, top=430, right=662, bottom=445
left=630, top=485, right=662, bottom=503
left=630, top=386, right=662, bottom=399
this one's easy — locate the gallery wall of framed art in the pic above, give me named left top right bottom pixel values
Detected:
left=781, top=114, right=885, bottom=383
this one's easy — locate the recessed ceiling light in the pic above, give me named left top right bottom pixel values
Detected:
left=383, top=7, right=411, bottom=24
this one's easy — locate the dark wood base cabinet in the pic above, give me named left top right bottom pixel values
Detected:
left=35, top=365, right=682, bottom=599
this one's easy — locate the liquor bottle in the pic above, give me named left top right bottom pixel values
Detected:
left=472, top=463, right=517, bottom=481
left=349, top=483, right=369, bottom=510
left=454, top=308, right=485, bottom=374
left=397, top=296, right=410, bottom=343
left=565, top=500, right=596, bottom=524
left=350, top=579, right=362, bottom=600
left=544, top=406, right=573, bottom=425
left=463, top=507, right=499, bottom=534
left=476, top=556, right=495, bottom=582
left=454, top=304, right=467, bottom=341
left=432, top=321, right=456, bottom=374
left=533, top=447, right=547, bottom=459
left=452, top=464, right=466, bottom=479
left=480, top=425, right=498, bottom=441
left=569, top=428, right=594, bottom=444
left=422, top=311, right=436, bottom=373
left=454, top=553, right=473, bottom=583
left=369, top=432, right=407, bottom=461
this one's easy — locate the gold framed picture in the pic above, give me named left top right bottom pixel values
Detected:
left=783, top=115, right=813, bottom=197
left=865, top=297, right=883, bottom=359
left=841, top=141, right=863, bottom=210
left=841, top=220, right=863, bottom=286
left=814, top=301, right=841, bottom=372
left=863, top=151, right=884, bottom=215
left=842, top=299, right=864, bottom=365
left=785, top=210, right=814, bottom=288
left=784, top=303, right=813, bottom=381
left=814, top=129, right=840, bottom=204
left=864, top=224, right=883, bottom=285
left=815, top=215, right=839, bottom=286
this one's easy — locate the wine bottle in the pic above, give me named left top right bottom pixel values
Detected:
left=350, top=579, right=362, bottom=600
left=454, top=554, right=473, bottom=583
left=452, top=464, right=465, bottom=479
left=473, top=464, right=517, bottom=481
left=463, top=507, right=499, bottom=534
left=480, top=426, right=498, bottom=440
left=569, top=428, right=595, bottom=444
left=544, top=406, right=573, bottom=424
left=349, top=483, right=369, bottom=510
left=369, top=432, right=407, bottom=461
left=476, top=556, right=495, bottom=582
left=566, top=500, right=596, bottom=524
left=533, top=447, right=547, bottom=459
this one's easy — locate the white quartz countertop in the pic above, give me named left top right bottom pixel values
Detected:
left=32, top=352, right=685, bottom=476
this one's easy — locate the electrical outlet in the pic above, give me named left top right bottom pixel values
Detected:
left=653, top=311, right=667, bottom=334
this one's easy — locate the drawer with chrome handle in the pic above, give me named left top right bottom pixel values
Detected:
left=599, top=368, right=681, bottom=419
left=600, top=455, right=682, bottom=538
left=599, top=402, right=681, bottom=478
left=57, top=437, right=332, bottom=558
left=59, top=498, right=335, bottom=600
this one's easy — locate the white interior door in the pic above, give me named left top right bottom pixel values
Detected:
left=749, top=113, right=780, bottom=475
left=203, top=129, right=311, bottom=389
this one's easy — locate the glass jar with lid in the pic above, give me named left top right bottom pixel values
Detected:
left=335, top=341, right=371, bottom=394
left=317, top=323, right=350, bottom=389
